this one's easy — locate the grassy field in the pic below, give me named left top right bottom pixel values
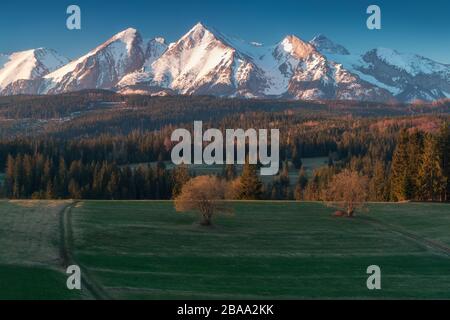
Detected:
left=0, top=200, right=449, bottom=299
left=0, top=201, right=83, bottom=299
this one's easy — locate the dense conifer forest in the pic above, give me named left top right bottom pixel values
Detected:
left=0, top=91, right=448, bottom=201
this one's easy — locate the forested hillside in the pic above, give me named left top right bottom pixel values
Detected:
left=0, top=92, right=448, bottom=201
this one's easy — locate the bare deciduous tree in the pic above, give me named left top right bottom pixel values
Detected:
left=174, top=175, right=232, bottom=226
left=324, top=169, right=369, bottom=217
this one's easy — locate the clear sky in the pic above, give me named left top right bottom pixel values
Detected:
left=0, top=0, right=449, bottom=63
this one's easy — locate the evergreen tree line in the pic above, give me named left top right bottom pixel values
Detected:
left=0, top=131, right=171, bottom=171
left=390, top=126, right=449, bottom=202
left=287, top=124, right=449, bottom=202
left=0, top=112, right=448, bottom=202
left=3, top=154, right=175, bottom=200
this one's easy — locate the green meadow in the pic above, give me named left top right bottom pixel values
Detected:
left=1, top=200, right=449, bottom=299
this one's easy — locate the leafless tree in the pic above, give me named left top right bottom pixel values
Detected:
left=174, top=175, right=232, bottom=226
left=324, top=169, right=369, bottom=217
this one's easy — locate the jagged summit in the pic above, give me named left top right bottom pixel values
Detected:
left=0, top=48, right=69, bottom=90
left=179, top=22, right=232, bottom=47
left=182, top=22, right=217, bottom=39
left=191, top=21, right=208, bottom=31
left=40, top=28, right=145, bottom=93
left=278, top=35, right=318, bottom=59
left=112, top=27, right=139, bottom=38
left=310, top=34, right=350, bottom=55
left=1, top=24, right=449, bottom=102
left=153, top=37, right=166, bottom=45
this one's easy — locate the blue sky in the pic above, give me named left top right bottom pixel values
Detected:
left=0, top=0, right=449, bottom=63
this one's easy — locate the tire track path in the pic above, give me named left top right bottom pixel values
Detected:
left=60, top=201, right=112, bottom=300
left=359, top=215, right=450, bottom=257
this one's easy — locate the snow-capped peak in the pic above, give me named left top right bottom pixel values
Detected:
left=0, top=48, right=69, bottom=90
left=111, top=27, right=138, bottom=39
left=116, top=22, right=272, bottom=97
left=141, top=22, right=239, bottom=92
left=192, top=21, right=207, bottom=31
left=41, top=28, right=145, bottom=93
left=153, top=37, right=166, bottom=45
left=279, top=35, right=317, bottom=60
left=96, top=27, right=141, bottom=55
left=1, top=24, right=449, bottom=102
left=367, top=47, right=449, bottom=76
left=309, top=34, right=350, bottom=55
left=184, top=22, right=209, bottom=37
left=178, top=21, right=229, bottom=47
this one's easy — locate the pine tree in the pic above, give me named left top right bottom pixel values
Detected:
left=294, top=166, right=308, bottom=200
left=42, top=158, right=52, bottom=191
left=13, top=154, right=24, bottom=199
left=279, top=161, right=291, bottom=199
left=145, top=165, right=155, bottom=199
left=45, top=181, right=55, bottom=199
left=270, top=182, right=281, bottom=200
left=390, top=130, right=413, bottom=201
left=5, top=155, right=15, bottom=198
left=438, top=122, right=450, bottom=201
left=172, top=165, right=191, bottom=197
left=292, top=143, right=303, bottom=169
left=236, top=162, right=263, bottom=200
left=123, top=166, right=136, bottom=199
left=417, top=134, right=446, bottom=201
left=369, top=160, right=387, bottom=201
left=22, top=154, right=33, bottom=197
left=107, top=170, right=120, bottom=200
left=68, top=179, right=82, bottom=199
left=407, top=131, right=424, bottom=199
left=58, top=157, right=68, bottom=198
left=304, top=174, right=320, bottom=201
left=134, top=166, right=146, bottom=199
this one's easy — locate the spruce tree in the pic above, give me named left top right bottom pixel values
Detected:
left=45, top=180, right=55, bottom=199
left=13, top=154, right=24, bottom=199
left=172, top=165, right=191, bottom=197
left=237, top=162, right=263, bottom=200
left=68, top=179, right=82, bottom=199
left=390, top=130, right=412, bottom=201
left=58, top=157, right=68, bottom=198
left=280, top=161, right=291, bottom=199
left=407, top=131, right=424, bottom=199
left=438, top=122, right=450, bottom=201
left=5, top=155, right=15, bottom=198
left=292, top=143, right=303, bottom=169
left=369, top=161, right=387, bottom=201
left=417, top=134, right=446, bottom=201
left=107, top=171, right=120, bottom=200
left=294, top=166, right=308, bottom=200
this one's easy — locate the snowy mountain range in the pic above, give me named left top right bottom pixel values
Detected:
left=1, top=22, right=449, bottom=102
